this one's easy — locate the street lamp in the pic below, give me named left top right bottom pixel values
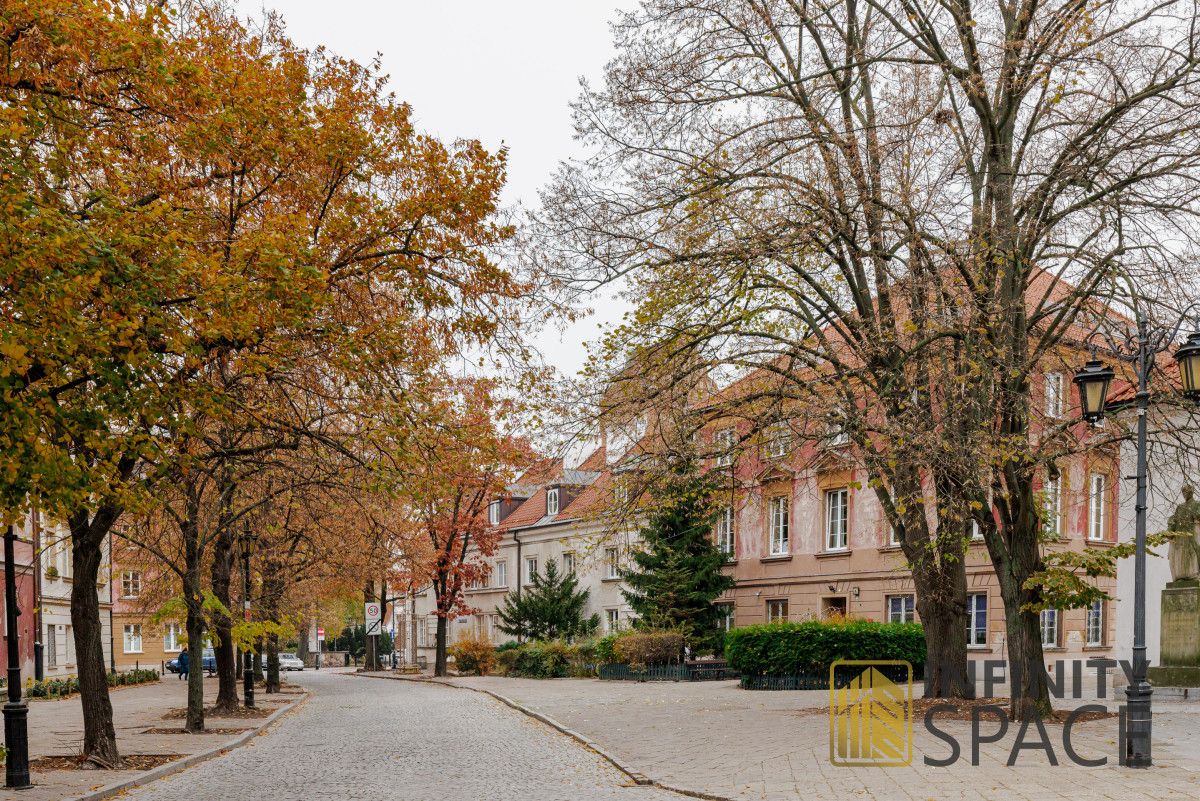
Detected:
left=241, top=521, right=258, bottom=709
left=3, top=524, right=30, bottom=789
left=1073, top=311, right=1200, bottom=769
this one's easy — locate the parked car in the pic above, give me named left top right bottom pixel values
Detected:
left=277, top=653, right=304, bottom=671
left=166, top=649, right=215, bottom=674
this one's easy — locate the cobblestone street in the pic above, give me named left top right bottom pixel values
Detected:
left=121, top=671, right=683, bottom=801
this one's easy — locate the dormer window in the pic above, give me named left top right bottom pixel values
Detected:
left=488, top=501, right=501, bottom=526
left=715, top=428, right=736, bottom=467
left=547, top=488, right=560, bottom=516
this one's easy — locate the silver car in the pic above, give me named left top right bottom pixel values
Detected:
left=277, top=653, right=305, bottom=671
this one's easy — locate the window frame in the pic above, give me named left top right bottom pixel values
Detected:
left=825, top=488, right=849, bottom=551
left=561, top=552, right=575, bottom=575
left=604, top=546, right=620, bottom=579
left=123, top=623, right=143, bottom=654
left=1044, top=474, right=1062, bottom=538
left=494, top=560, right=507, bottom=587
left=715, top=428, right=736, bottom=467
left=524, top=557, right=538, bottom=586
left=768, top=495, right=790, bottom=556
left=766, top=424, right=791, bottom=459
left=715, top=506, right=735, bottom=558
left=121, top=570, right=142, bottom=599
left=163, top=623, right=181, bottom=653
left=1040, top=608, right=1060, bottom=647
left=546, top=488, right=560, bottom=517
left=488, top=500, right=501, bottom=526
left=1088, top=472, right=1107, bottom=541
left=716, top=602, right=735, bottom=632
left=766, top=598, right=789, bottom=623
left=887, top=594, right=916, bottom=624
left=967, top=593, right=988, bottom=646
left=1086, top=600, right=1104, bottom=646
left=605, top=608, right=620, bottom=633
left=1045, top=372, right=1064, bottom=418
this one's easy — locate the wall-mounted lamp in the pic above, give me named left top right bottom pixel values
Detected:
left=827, top=583, right=836, bottom=592
left=852, top=586, right=860, bottom=598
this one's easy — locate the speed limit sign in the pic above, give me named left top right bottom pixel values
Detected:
left=365, top=602, right=382, bottom=636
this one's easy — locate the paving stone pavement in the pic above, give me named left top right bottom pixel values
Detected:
left=121, top=670, right=685, bottom=801
left=447, top=676, right=1200, bottom=801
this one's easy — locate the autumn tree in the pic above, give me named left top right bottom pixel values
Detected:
left=543, top=0, right=1200, bottom=718
left=397, top=378, right=532, bottom=676
left=2, top=0, right=524, bottom=757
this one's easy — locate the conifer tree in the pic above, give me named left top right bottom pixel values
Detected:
left=621, top=463, right=735, bottom=654
left=497, top=560, right=599, bottom=641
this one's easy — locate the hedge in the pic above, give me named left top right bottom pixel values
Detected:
left=723, top=620, right=925, bottom=677
left=25, top=668, right=160, bottom=699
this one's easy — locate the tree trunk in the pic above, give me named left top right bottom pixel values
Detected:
left=993, top=529, right=1052, bottom=721
left=266, top=633, right=280, bottom=693
left=210, top=528, right=238, bottom=713
left=68, top=512, right=122, bottom=767
left=253, top=637, right=265, bottom=682
left=183, top=547, right=206, bottom=733
left=434, top=614, right=448, bottom=677
left=363, top=581, right=381, bottom=671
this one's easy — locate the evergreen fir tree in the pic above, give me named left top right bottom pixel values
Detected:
left=621, top=462, right=736, bottom=654
left=496, top=560, right=600, bottom=641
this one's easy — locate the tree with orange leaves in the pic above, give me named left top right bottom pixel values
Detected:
left=393, top=378, right=533, bottom=676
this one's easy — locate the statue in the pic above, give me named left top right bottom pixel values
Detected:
left=1167, top=485, right=1200, bottom=582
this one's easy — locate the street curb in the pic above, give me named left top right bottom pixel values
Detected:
left=58, top=689, right=310, bottom=801
left=346, top=671, right=734, bottom=801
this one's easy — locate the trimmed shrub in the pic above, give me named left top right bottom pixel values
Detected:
left=724, top=620, right=925, bottom=677
left=449, top=636, right=496, bottom=675
left=496, top=640, right=521, bottom=653
left=613, top=630, right=684, bottom=669
left=593, top=633, right=622, bottom=665
left=494, top=641, right=574, bottom=678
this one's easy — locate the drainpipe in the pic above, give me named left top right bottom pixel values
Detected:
left=512, top=530, right=523, bottom=644
left=31, top=511, right=42, bottom=682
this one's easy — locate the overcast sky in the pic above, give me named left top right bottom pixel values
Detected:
left=240, top=0, right=637, bottom=377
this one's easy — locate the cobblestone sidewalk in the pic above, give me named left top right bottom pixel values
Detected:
left=446, top=676, right=1200, bottom=801
left=0, top=674, right=306, bottom=801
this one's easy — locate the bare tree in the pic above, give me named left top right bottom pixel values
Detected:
left=543, top=0, right=1200, bottom=716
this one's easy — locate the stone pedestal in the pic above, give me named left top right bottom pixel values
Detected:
left=1148, top=579, right=1200, bottom=687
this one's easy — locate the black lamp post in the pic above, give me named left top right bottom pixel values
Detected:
left=3, top=524, right=30, bottom=789
left=241, top=521, right=258, bottom=709
left=1073, top=313, right=1200, bottom=769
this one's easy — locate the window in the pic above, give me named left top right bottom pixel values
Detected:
left=613, top=481, right=629, bottom=505
left=604, top=547, right=620, bottom=579
left=1040, top=608, right=1060, bottom=647
left=45, top=625, right=57, bottom=667
left=887, top=594, right=915, bottom=624
left=123, top=624, right=143, bottom=654
left=715, top=506, right=735, bottom=558
left=1086, top=600, right=1104, bottom=646
left=715, top=428, right=736, bottom=467
left=889, top=525, right=901, bottom=546
left=1043, top=475, right=1062, bottom=538
left=606, top=608, right=620, bottom=633
left=825, top=488, right=849, bottom=551
left=766, top=598, right=789, bottom=623
left=163, top=623, right=181, bottom=653
left=967, top=593, right=987, bottom=646
left=828, top=415, right=850, bottom=446
left=716, top=603, right=734, bottom=632
left=561, top=552, right=575, bottom=575
left=494, top=560, right=507, bottom=587
left=121, top=570, right=142, bottom=599
left=546, top=488, right=560, bottom=516
left=1045, top=372, right=1064, bottom=418
left=766, top=425, right=791, bottom=458
left=1089, top=473, right=1107, bottom=541
left=524, top=558, right=538, bottom=586
left=488, top=501, right=501, bottom=526
left=768, top=496, right=790, bottom=556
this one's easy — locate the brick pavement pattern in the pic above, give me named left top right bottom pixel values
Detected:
left=0, top=674, right=302, bottom=801
left=121, top=671, right=685, bottom=801
left=447, top=676, right=1200, bottom=801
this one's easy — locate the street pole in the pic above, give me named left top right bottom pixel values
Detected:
left=4, top=524, right=31, bottom=789
left=1125, top=320, right=1153, bottom=767
left=241, top=531, right=254, bottom=709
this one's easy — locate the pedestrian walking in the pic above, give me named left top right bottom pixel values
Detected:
left=179, top=648, right=189, bottom=680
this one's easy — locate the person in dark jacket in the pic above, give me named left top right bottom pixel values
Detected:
left=178, top=648, right=189, bottom=680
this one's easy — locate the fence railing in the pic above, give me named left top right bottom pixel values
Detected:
left=598, top=660, right=739, bottom=682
